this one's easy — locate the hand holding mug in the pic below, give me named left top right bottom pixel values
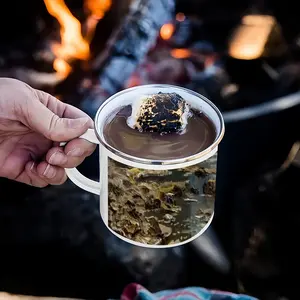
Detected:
left=0, top=78, right=225, bottom=248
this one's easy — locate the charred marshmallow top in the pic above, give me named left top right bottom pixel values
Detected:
left=127, top=92, right=191, bottom=134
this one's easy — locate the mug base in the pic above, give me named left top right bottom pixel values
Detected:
left=102, top=212, right=214, bottom=249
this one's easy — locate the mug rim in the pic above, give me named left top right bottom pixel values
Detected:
left=94, top=84, right=225, bottom=166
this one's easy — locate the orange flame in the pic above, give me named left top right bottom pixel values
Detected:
left=43, top=0, right=111, bottom=78
left=53, top=58, right=72, bottom=78
left=84, top=0, right=112, bottom=43
left=85, top=0, right=112, bottom=19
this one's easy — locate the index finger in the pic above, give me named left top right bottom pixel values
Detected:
left=35, top=89, right=94, bottom=124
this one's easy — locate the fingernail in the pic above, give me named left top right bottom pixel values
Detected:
left=43, top=164, right=56, bottom=179
left=30, top=162, right=35, bottom=171
left=67, top=148, right=84, bottom=157
left=30, top=162, right=37, bottom=174
left=49, top=151, right=67, bottom=165
left=70, top=117, right=90, bottom=129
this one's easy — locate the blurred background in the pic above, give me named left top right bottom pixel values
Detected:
left=1, top=0, right=300, bottom=299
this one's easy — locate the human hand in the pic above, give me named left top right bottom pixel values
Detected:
left=0, top=78, right=96, bottom=187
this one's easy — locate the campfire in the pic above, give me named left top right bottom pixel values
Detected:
left=0, top=0, right=299, bottom=114
left=6, top=0, right=115, bottom=88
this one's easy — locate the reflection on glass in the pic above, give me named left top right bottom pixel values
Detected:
left=107, top=153, right=217, bottom=246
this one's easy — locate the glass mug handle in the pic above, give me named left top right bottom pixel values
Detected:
left=60, top=128, right=100, bottom=195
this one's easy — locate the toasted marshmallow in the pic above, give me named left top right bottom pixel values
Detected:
left=127, top=92, right=191, bottom=134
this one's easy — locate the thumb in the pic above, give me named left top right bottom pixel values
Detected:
left=28, top=95, right=92, bottom=142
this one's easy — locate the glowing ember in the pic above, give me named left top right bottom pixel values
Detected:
left=176, top=13, right=185, bottom=22
left=229, top=15, right=276, bottom=60
left=160, top=23, right=175, bottom=40
left=171, top=48, right=191, bottom=59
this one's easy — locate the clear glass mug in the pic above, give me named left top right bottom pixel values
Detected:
left=64, top=85, right=225, bottom=248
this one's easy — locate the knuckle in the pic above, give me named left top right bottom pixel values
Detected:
left=35, top=181, right=48, bottom=188
left=48, top=115, right=62, bottom=140
left=52, top=173, right=67, bottom=185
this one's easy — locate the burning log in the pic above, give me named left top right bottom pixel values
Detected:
left=93, top=0, right=175, bottom=93
left=79, top=0, right=175, bottom=115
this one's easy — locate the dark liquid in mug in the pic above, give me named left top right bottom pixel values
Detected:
left=103, top=105, right=216, bottom=160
